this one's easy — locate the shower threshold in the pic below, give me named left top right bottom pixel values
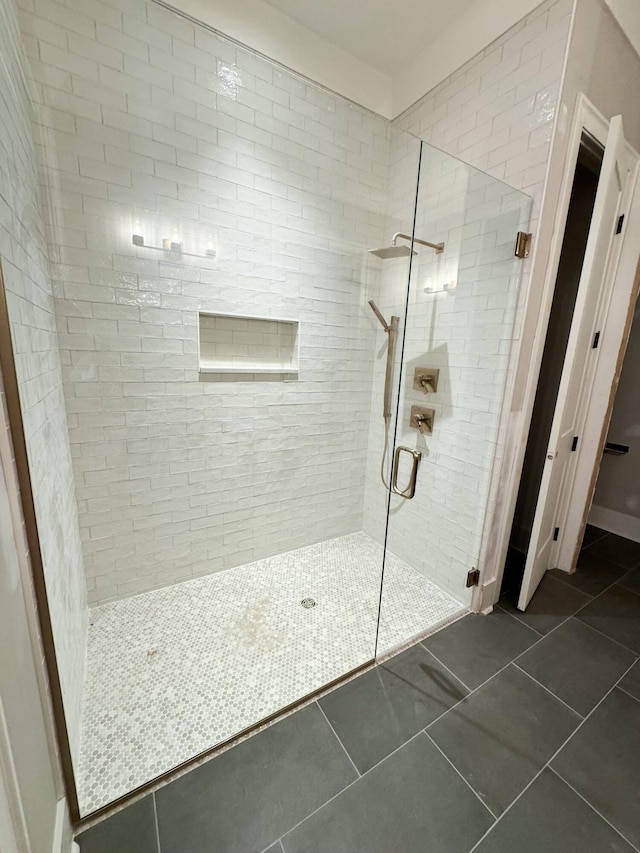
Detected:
left=77, top=532, right=466, bottom=814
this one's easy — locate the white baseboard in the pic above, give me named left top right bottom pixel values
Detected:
left=588, top=505, right=640, bottom=543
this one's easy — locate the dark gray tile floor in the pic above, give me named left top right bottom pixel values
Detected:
left=77, top=527, right=640, bottom=853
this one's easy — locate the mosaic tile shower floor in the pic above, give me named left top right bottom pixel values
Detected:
left=77, top=532, right=466, bottom=813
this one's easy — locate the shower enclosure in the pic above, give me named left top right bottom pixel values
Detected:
left=1, top=0, right=531, bottom=820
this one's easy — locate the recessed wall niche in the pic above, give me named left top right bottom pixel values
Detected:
left=198, top=311, right=300, bottom=377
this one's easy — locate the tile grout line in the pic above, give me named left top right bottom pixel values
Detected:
left=616, top=579, right=640, bottom=600
left=278, top=730, right=425, bottom=844
left=466, top=655, right=640, bottom=853
left=511, top=662, right=584, bottom=718
left=493, top=604, right=545, bottom=637
left=615, top=684, right=640, bottom=705
left=550, top=569, right=625, bottom=597
left=152, top=793, right=162, bottom=853
left=258, top=840, right=285, bottom=853
left=571, top=613, right=640, bottom=658
left=315, top=701, right=361, bottom=779
left=547, top=766, right=640, bottom=853
left=417, top=640, right=474, bottom=693
left=578, top=531, right=611, bottom=553
left=423, top=729, right=498, bottom=822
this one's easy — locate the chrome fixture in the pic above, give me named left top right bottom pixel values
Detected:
left=413, top=367, right=439, bottom=394
left=392, top=447, right=422, bottom=499
left=369, top=232, right=445, bottom=259
left=410, top=405, right=435, bottom=435
left=368, top=300, right=400, bottom=491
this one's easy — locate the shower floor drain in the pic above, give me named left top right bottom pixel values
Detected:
left=301, top=598, right=316, bottom=609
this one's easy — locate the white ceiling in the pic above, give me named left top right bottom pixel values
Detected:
left=260, top=0, right=474, bottom=76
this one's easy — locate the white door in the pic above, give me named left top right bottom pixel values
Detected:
left=519, top=115, right=629, bottom=610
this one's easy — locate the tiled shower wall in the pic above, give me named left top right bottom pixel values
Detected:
left=19, top=0, right=394, bottom=602
left=1, top=0, right=87, bottom=762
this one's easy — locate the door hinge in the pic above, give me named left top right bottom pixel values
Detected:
left=592, top=331, right=600, bottom=349
left=515, top=231, right=532, bottom=259
left=616, top=214, right=625, bottom=235
left=571, top=436, right=579, bottom=451
left=553, top=527, right=560, bottom=541
left=466, top=568, right=480, bottom=588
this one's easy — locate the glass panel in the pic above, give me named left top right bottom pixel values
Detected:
left=375, top=141, right=532, bottom=656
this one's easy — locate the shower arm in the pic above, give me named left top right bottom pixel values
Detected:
left=392, top=232, right=445, bottom=254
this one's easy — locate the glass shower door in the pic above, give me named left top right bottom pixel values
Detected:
left=375, top=141, right=532, bottom=656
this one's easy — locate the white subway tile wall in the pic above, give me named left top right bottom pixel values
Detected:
left=20, top=0, right=402, bottom=603
left=1, top=0, right=88, bottom=763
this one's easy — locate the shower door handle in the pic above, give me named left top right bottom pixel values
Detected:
left=391, top=446, right=422, bottom=499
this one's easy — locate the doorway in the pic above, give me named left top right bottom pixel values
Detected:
left=503, top=134, right=605, bottom=596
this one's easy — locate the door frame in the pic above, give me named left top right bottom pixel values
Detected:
left=475, top=94, right=640, bottom=612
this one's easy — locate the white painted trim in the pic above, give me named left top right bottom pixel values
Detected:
left=589, top=505, right=640, bottom=543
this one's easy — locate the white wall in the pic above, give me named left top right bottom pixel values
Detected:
left=1, top=0, right=87, bottom=766
left=590, top=302, right=640, bottom=539
left=22, top=0, right=395, bottom=603
left=560, top=0, right=640, bottom=151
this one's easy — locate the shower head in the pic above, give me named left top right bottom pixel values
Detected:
left=368, top=231, right=445, bottom=260
left=368, top=244, right=415, bottom=260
